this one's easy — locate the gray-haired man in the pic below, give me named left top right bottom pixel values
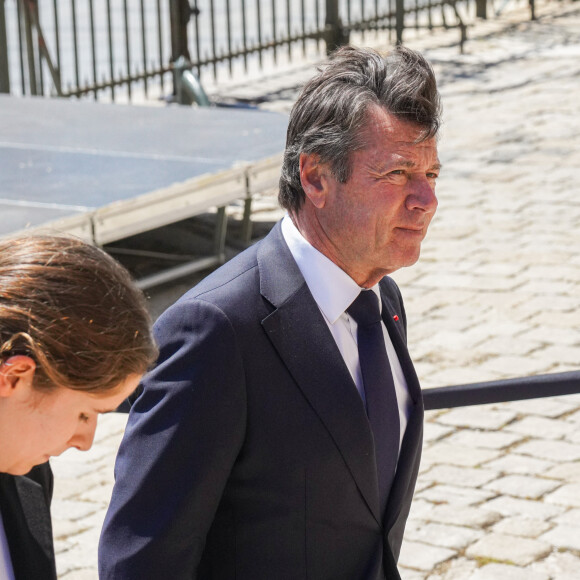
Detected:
left=100, top=45, right=441, bottom=580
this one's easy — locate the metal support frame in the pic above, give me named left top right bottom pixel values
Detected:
left=174, top=55, right=210, bottom=106
left=241, top=197, right=253, bottom=243
left=170, top=0, right=191, bottom=62
left=213, top=206, right=228, bottom=261
left=135, top=254, right=221, bottom=290
left=21, top=0, right=37, bottom=94
left=325, top=0, right=349, bottom=54
left=132, top=205, right=228, bottom=290
left=395, top=0, right=405, bottom=45
left=20, top=0, right=62, bottom=95
left=476, top=0, right=487, bottom=18
left=0, top=0, right=9, bottom=93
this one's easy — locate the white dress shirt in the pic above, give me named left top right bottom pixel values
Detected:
left=0, top=508, right=16, bottom=580
left=281, top=215, right=412, bottom=452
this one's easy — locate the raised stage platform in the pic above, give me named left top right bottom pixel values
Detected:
left=0, top=96, right=288, bottom=287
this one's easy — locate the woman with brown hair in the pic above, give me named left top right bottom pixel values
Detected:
left=0, top=235, right=157, bottom=580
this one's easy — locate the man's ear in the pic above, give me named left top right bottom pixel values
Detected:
left=299, top=153, right=329, bottom=209
left=0, top=356, right=36, bottom=397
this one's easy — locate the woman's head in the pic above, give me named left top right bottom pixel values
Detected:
left=0, top=235, right=157, bottom=474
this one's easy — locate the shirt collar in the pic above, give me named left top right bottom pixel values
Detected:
left=281, top=215, right=381, bottom=324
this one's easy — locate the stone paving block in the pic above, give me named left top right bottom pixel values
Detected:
left=400, top=568, right=427, bottom=580
left=491, top=516, right=552, bottom=538
left=53, top=537, right=74, bottom=560
left=551, top=507, right=580, bottom=526
left=436, top=407, right=517, bottom=430
left=59, top=568, right=97, bottom=580
left=529, top=551, right=580, bottom=579
left=418, top=504, right=501, bottom=529
left=417, top=484, right=496, bottom=507
left=444, top=429, right=523, bottom=450
left=466, top=563, right=549, bottom=580
left=421, top=443, right=502, bottom=468
left=53, top=476, right=103, bottom=502
left=543, top=483, right=580, bottom=508
left=564, top=405, right=580, bottom=418
left=50, top=454, right=97, bottom=479
left=514, top=439, right=580, bottom=462
left=519, top=326, right=580, bottom=347
left=426, top=368, right=498, bottom=389
left=536, top=345, right=580, bottom=366
left=483, top=454, right=554, bottom=477
left=79, top=483, right=115, bottom=506
left=408, top=499, right=441, bottom=522
left=465, top=533, right=551, bottom=566
left=418, top=328, right=486, bottom=352
left=476, top=336, right=542, bottom=357
left=51, top=499, right=100, bottom=523
left=482, top=475, right=560, bottom=500
left=55, top=545, right=99, bottom=579
left=539, top=523, right=580, bottom=551
left=428, top=558, right=478, bottom=580
left=52, top=517, right=93, bottom=542
left=478, top=355, right=554, bottom=377
left=483, top=496, right=565, bottom=521
left=504, top=416, right=578, bottom=440
left=398, top=540, right=456, bottom=572
left=564, top=429, right=580, bottom=445
left=424, top=422, right=456, bottom=443
left=405, top=522, right=484, bottom=550
left=91, top=412, right=128, bottom=440
left=421, top=465, right=500, bottom=488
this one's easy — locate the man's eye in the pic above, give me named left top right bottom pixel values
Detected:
left=79, top=413, right=90, bottom=423
left=389, top=170, right=404, bottom=175
left=427, top=172, right=439, bottom=179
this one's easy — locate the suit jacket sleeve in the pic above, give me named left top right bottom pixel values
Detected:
left=99, top=297, right=247, bottom=579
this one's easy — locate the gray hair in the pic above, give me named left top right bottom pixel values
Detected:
left=278, top=45, right=441, bottom=214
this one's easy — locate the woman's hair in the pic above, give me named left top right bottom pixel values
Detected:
left=0, top=235, right=157, bottom=394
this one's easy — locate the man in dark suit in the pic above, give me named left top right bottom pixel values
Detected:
left=99, top=45, right=441, bottom=579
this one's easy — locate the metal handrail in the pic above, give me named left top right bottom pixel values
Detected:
left=423, top=370, right=580, bottom=410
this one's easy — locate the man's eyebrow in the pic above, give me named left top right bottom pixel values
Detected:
left=387, top=160, right=443, bottom=170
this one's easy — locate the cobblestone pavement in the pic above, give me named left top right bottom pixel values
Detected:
left=50, top=1, right=580, bottom=577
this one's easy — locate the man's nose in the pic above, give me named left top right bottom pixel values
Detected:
left=68, top=420, right=97, bottom=452
left=407, top=177, right=438, bottom=214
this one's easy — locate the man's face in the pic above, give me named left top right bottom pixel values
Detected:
left=311, top=106, right=440, bottom=286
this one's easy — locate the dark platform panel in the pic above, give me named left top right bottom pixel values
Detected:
left=0, top=96, right=288, bottom=237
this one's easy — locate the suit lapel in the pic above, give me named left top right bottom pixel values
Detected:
left=258, top=223, right=382, bottom=525
left=380, top=289, right=424, bottom=529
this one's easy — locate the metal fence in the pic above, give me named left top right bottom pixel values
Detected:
left=0, top=0, right=534, bottom=104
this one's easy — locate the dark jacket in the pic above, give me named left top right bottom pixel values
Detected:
left=0, top=462, right=57, bottom=580
left=100, top=221, right=423, bottom=579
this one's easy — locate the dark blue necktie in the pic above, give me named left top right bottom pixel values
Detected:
left=347, top=290, right=400, bottom=517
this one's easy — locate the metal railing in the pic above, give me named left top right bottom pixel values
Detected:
left=423, top=370, right=580, bottom=410
left=1, top=0, right=535, bottom=104
left=116, top=367, right=580, bottom=413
